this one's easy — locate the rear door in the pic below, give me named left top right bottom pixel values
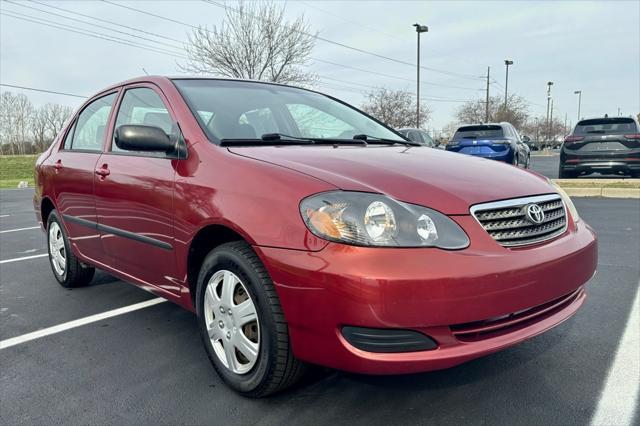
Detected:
left=93, top=84, right=181, bottom=294
left=50, top=92, right=118, bottom=262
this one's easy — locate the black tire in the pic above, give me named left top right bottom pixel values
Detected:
left=525, top=154, right=531, bottom=169
left=195, top=241, right=305, bottom=397
left=46, top=210, right=95, bottom=288
left=558, top=167, right=577, bottom=179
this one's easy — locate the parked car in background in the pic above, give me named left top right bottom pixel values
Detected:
left=559, top=116, right=640, bottom=178
left=35, top=76, right=596, bottom=397
left=446, top=123, right=530, bottom=168
left=398, top=128, right=438, bottom=148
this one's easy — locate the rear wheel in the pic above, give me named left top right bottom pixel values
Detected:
left=558, top=167, right=577, bottom=179
left=196, top=241, right=305, bottom=397
left=47, top=210, right=95, bottom=288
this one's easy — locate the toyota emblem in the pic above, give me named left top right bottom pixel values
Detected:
left=525, top=204, right=545, bottom=224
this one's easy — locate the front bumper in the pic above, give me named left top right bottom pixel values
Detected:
left=256, top=216, right=597, bottom=374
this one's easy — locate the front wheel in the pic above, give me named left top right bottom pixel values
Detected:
left=196, top=241, right=305, bottom=397
left=47, top=210, right=95, bottom=288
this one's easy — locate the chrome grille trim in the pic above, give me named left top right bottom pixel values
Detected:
left=470, top=194, right=567, bottom=247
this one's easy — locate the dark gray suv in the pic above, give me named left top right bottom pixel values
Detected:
left=559, top=116, right=640, bottom=178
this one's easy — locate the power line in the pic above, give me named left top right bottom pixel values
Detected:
left=0, top=84, right=88, bottom=98
left=299, top=1, right=404, bottom=42
left=312, top=58, right=482, bottom=91
left=29, top=0, right=184, bottom=44
left=98, top=0, right=485, bottom=89
left=0, top=10, right=188, bottom=59
left=202, top=0, right=484, bottom=81
left=5, top=0, right=184, bottom=51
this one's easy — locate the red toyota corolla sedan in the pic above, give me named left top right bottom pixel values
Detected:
left=34, top=76, right=597, bottom=397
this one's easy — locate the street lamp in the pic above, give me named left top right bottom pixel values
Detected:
left=546, top=81, right=554, bottom=140
left=574, top=90, right=582, bottom=121
left=413, top=23, right=428, bottom=128
left=504, top=60, right=513, bottom=111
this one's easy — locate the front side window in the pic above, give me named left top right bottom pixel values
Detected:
left=71, top=93, right=117, bottom=151
left=173, top=79, right=403, bottom=143
left=113, top=87, right=173, bottom=153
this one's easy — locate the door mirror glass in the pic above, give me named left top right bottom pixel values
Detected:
left=522, top=135, right=531, bottom=143
left=114, top=125, right=174, bottom=153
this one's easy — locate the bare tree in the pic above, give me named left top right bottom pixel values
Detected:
left=31, top=107, right=49, bottom=153
left=0, top=92, right=34, bottom=155
left=456, top=94, right=529, bottom=129
left=181, top=1, right=316, bottom=85
left=361, top=88, right=431, bottom=129
left=42, top=103, right=73, bottom=141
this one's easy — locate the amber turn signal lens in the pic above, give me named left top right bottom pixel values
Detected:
left=307, top=209, right=341, bottom=239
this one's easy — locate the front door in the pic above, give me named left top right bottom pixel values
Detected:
left=51, top=92, right=118, bottom=262
left=93, top=85, right=180, bottom=294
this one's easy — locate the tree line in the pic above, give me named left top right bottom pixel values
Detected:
left=0, top=91, right=73, bottom=155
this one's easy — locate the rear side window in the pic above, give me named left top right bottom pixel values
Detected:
left=70, top=93, right=117, bottom=151
left=454, top=125, right=504, bottom=139
left=112, top=87, right=173, bottom=153
left=574, top=118, right=638, bottom=135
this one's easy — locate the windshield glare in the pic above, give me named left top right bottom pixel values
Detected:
left=173, top=79, right=403, bottom=143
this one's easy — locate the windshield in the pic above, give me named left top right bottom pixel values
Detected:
left=453, top=125, right=504, bottom=139
left=173, top=79, right=404, bottom=143
left=574, top=118, right=637, bottom=135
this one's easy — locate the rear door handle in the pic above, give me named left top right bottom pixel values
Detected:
left=95, top=165, right=110, bottom=177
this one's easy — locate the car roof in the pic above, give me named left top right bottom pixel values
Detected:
left=457, top=122, right=512, bottom=129
left=98, top=75, right=316, bottom=95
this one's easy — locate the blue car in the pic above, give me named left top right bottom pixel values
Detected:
left=446, top=123, right=530, bottom=168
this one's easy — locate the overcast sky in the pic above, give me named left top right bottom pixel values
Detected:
left=1, top=0, right=639, bottom=132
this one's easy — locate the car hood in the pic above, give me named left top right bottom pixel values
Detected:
left=228, top=145, right=553, bottom=215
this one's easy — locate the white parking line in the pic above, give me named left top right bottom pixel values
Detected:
left=0, top=298, right=167, bottom=350
left=0, top=253, right=48, bottom=264
left=0, top=226, right=40, bottom=234
left=591, top=282, right=640, bottom=426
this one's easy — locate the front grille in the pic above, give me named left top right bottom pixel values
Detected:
left=471, top=194, right=567, bottom=247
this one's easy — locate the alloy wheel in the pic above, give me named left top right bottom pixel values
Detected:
left=203, top=270, right=260, bottom=375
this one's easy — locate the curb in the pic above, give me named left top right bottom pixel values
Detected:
left=552, top=179, right=640, bottom=199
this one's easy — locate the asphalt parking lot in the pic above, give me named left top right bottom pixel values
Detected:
left=1, top=188, right=638, bottom=425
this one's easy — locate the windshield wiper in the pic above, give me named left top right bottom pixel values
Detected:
left=353, top=134, right=420, bottom=147
left=220, top=133, right=315, bottom=146
left=261, top=133, right=316, bottom=143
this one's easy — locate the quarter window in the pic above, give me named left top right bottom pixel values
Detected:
left=70, top=93, right=117, bottom=151
left=112, top=88, right=173, bottom=153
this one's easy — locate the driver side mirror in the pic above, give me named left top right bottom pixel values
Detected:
left=521, top=135, right=531, bottom=143
left=114, top=124, right=187, bottom=158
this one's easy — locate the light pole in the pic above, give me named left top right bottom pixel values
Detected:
left=504, top=60, right=513, bottom=111
left=546, top=81, right=554, bottom=141
left=574, top=90, right=582, bottom=121
left=413, top=23, right=428, bottom=128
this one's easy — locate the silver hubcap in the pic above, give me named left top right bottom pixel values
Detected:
left=48, top=222, right=66, bottom=276
left=203, top=270, right=260, bottom=375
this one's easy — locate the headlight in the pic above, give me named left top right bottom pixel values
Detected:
left=300, top=191, right=469, bottom=249
left=549, top=180, right=580, bottom=223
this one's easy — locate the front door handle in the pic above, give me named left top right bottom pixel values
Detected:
left=95, top=165, right=110, bottom=178
left=54, top=159, right=63, bottom=171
